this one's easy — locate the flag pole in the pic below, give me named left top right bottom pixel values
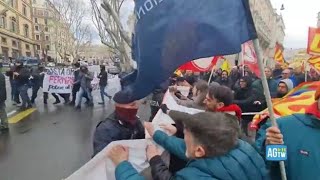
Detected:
left=304, top=59, right=308, bottom=82
left=252, top=39, right=287, bottom=180
left=207, top=65, right=215, bottom=85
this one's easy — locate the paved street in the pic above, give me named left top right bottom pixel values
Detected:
left=0, top=71, right=151, bottom=180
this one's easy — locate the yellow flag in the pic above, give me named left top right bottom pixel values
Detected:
left=221, top=59, right=231, bottom=73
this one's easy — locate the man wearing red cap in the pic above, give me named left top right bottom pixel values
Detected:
left=255, top=87, right=320, bottom=180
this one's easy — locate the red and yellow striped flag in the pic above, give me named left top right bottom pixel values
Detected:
left=274, top=43, right=285, bottom=64
left=250, top=81, right=320, bottom=130
left=308, top=56, right=320, bottom=72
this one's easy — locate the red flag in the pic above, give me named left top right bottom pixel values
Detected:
left=179, top=56, right=221, bottom=72
left=242, top=41, right=260, bottom=77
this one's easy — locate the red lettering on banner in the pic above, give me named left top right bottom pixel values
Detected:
left=48, top=75, right=74, bottom=85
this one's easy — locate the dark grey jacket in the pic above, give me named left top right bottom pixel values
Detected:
left=0, top=73, right=7, bottom=103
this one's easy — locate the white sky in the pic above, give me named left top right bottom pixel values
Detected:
left=270, top=0, right=320, bottom=49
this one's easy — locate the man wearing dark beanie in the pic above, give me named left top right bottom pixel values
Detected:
left=92, top=92, right=145, bottom=157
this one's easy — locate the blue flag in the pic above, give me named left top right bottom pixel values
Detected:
left=113, top=0, right=257, bottom=104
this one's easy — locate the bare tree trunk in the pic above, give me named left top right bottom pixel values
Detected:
left=91, top=0, right=133, bottom=72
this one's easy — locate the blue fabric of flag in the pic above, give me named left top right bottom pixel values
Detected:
left=113, top=0, right=257, bottom=104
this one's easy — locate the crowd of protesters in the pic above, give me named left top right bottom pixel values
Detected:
left=0, top=60, right=114, bottom=131
left=91, top=62, right=320, bottom=180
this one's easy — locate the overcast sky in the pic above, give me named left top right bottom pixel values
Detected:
left=270, top=0, right=320, bottom=49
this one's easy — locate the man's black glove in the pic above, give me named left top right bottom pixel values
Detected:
left=160, top=104, right=169, bottom=114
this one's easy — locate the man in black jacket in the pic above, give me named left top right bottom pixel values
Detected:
left=98, top=65, right=111, bottom=105
left=69, top=62, right=81, bottom=106
left=30, top=64, right=45, bottom=104
left=0, top=72, right=8, bottom=131
left=14, top=61, right=32, bottom=110
left=92, top=94, right=145, bottom=156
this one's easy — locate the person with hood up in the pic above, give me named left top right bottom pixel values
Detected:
left=234, top=76, right=261, bottom=135
left=92, top=93, right=145, bottom=157
left=255, top=87, right=320, bottom=180
left=107, top=112, right=269, bottom=180
left=276, top=79, right=293, bottom=98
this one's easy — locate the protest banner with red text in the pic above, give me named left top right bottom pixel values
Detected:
left=43, top=68, right=74, bottom=94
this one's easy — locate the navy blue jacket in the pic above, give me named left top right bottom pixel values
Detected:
left=92, top=112, right=145, bottom=157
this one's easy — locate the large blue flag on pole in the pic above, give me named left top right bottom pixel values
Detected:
left=113, top=0, right=257, bottom=104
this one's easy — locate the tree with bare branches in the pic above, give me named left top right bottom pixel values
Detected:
left=49, top=0, right=93, bottom=62
left=90, top=0, right=134, bottom=71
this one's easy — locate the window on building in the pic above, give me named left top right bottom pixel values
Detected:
left=24, top=24, right=29, bottom=37
left=44, top=19, right=48, bottom=25
left=33, top=0, right=37, bottom=4
left=34, top=18, right=38, bottom=23
left=44, top=11, right=49, bottom=17
left=23, top=4, right=27, bottom=16
left=0, top=16, right=6, bottom=28
left=9, top=0, right=15, bottom=7
left=36, top=45, right=40, bottom=50
left=1, top=37, right=7, bottom=44
left=45, top=27, right=48, bottom=32
left=35, top=25, right=39, bottom=31
left=26, top=44, right=30, bottom=50
left=36, top=34, right=40, bottom=40
left=12, top=40, right=17, bottom=47
left=45, top=35, right=49, bottom=41
left=10, top=17, right=17, bottom=33
left=46, top=45, right=50, bottom=50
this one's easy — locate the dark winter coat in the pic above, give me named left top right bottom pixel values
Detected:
left=98, top=71, right=108, bottom=86
left=15, top=66, right=31, bottom=87
left=0, top=73, right=7, bottom=103
left=215, top=77, right=232, bottom=88
left=233, top=77, right=259, bottom=112
left=92, top=112, right=145, bottom=157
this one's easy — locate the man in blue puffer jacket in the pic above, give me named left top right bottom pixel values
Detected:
left=107, top=112, right=269, bottom=180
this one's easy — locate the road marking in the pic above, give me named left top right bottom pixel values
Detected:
left=8, top=108, right=37, bottom=124
left=7, top=110, right=17, bottom=117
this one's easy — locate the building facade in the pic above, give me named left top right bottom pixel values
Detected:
left=0, top=0, right=36, bottom=60
left=249, top=0, right=286, bottom=67
left=317, top=11, right=320, bottom=28
left=32, top=0, right=74, bottom=63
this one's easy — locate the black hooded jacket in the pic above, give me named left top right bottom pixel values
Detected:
left=233, top=76, right=258, bottom=112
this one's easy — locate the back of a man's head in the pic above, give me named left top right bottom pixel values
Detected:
left=208, top=85, right=233, bottom=106
left=183, top=112, right=240, bottom=157
left=195, top=80, right=209, bottom=93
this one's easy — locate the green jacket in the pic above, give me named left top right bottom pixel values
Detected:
left=255, top=114, right=320, bottom=180
left=115, top=131, right=269, bottom=180
left=252, top=78, right=278, bottom=98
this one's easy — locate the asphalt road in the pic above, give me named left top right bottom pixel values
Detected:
left=0, top=68, right=151, bottom=180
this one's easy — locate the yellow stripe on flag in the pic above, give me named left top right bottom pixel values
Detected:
left=8, top=108, right=36, bottom=124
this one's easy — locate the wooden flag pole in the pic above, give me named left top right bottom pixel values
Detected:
left=304, top=59, right=308, bottom=82
left=207, top=65, right=216, bottom=85
left=252, top=39, right=287, bottom=180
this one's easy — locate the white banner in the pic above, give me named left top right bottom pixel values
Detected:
left=65, top=92, right=203, bottom=180
left=43, top=68, right=74, bottom=94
